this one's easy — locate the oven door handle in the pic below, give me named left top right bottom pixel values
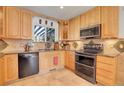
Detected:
left=75, top=53, right=96, bottom=58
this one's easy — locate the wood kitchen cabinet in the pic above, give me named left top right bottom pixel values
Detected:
left=0, top=54, right=18, bottom=85
left=4, top=54, right=18, bottom=83
left=6, top=7, right=21, bottom=39
left=80, top=13, right=86, bottom=29
left=0, top=7, right=5, bottom=38
left=80, top=6, right=118, bottom=39
left=101, top=6, right=119, bottom=38
left=39, top=51, right=65, bottom=74
left=69, top=16, right=80, bottom=40
left=21, top=9, right=32, bottom=39
left=69, top=18, right=75, bottom=40
left=65, top=51, right=75, bottom=71
left=96, top=56, right=117, bottom=85
left=85, top=7, right=100, bottom=27
left=0, top=56, right=4, bottom=85
left=80, top=7, right=100, bottom=29
left=0, top=6, right=32, bottom=39
left=59, top=20, right=69, bottom=40
left=39, top=52, right=50, bottom=74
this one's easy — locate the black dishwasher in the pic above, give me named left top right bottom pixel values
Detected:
left=18, top=52, right=39, bottom=79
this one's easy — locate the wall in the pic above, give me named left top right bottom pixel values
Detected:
left=119, top=6, right=124, bottom=38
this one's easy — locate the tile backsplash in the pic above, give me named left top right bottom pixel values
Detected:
left=0, top=38, right=124, bottom=55
left=1, top=39, right=45, bottom=53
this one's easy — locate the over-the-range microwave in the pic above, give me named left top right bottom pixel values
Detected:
left=80, top=24, right=101, bottom=39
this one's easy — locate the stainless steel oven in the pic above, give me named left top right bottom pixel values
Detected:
left=75, top=42, right=103, bottom=84
left=75, top=52, right=96, bottom=84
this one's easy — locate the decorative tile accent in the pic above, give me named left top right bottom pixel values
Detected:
left=114, top=40, right=124, bottom=52
left=0, top=39, right=8, bottom=51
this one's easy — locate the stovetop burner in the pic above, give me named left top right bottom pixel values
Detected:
left=77, top=43, right=103, bottom=55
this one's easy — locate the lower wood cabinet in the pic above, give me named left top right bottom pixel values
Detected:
left=0, top=54, right=18, bottom=85
left=4, top=54, right=18, bottom=83
left=0, top=56, right=4, bottom=85
left=39, top=52, right=50, bottom=74
left=65, top=51, right=75, bottom=71
left=39, top=51, right=65, bottom=74
left=96, top=55, right=117, bottom=85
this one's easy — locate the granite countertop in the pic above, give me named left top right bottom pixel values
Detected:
left=0, top=49, right=120, bottom=58
left=97, top=52, right=120, bottom=57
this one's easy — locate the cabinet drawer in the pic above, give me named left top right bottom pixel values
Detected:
left=97, top=56, right=116, bottom=65
left=97, top=62, right=116, bottom=72
left=96, top=68, right=115, bottom=80
left=96, top=75, right=115, bottom=85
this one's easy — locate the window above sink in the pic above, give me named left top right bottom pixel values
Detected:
left=32, top=17, right=58, bottom=42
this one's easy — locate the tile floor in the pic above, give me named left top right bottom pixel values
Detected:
left=9, top=69, right=93, bottom=86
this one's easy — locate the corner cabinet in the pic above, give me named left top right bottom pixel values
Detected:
left=0, top=6, right=32, bottom=39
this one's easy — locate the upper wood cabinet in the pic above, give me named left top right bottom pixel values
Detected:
left=0, top=7, right=5, bottom=38
left=101, top=6, right=119, bottom=38
left=69, top=16, right=80, bottom=40
left=69, top=18, right=75, bottom=40
left=6, top=7, right=21, bottom=39
left=80, top=13, right=86, bottom=28
left=80, top=6, right=119, bottom=39
left=80, top=7, right=100, bottom=28
left=0, top=6, right=32, bottom=39
left=21, top=9, right=32, bottom=39
left=59, top=20, right=69, bottom=40
left=74, top=16, right=80, bottom=40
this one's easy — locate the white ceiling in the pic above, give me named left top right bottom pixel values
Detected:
left=21, top=6, right=94, bottom=20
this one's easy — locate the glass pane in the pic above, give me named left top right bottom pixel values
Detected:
left=33, top=25, right=45, bottom=42
left=46, top=27, right=55, bottom=42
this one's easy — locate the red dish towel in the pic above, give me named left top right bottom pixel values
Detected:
left=53, top=56, right=58, bottom=65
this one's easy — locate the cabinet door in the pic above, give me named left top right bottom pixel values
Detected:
left=74, top=16, right=80, bottom=40
left=4, top=54, right=18, bottom=82
left=80, top=13, right=86, bottom=28
left=0, top=57, right=5, bottom=85
left=92, top=7, right=100, bottom=25
left=0, top=7, right=6, bottom=38
left=69, top=18, right=75, bottom=40
left=96, top=56, right=117, bottom=85
left=101, top=6, right=119, bottom=38
left=6, top=7, right=21, bottom=39
left=21, top=10, right=32, bottom=39
left=65, top=51, right=75, bottom=71
left=59, top=21, right=64, bottom=40
left=39, top=52, right=50, bottom=74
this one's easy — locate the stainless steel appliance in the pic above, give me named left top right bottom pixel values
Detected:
left=18, top=52, right=39, bottom=79
left=75, top=42, right=103, bottom=84
left=80, top=24, right=101, bottom=39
